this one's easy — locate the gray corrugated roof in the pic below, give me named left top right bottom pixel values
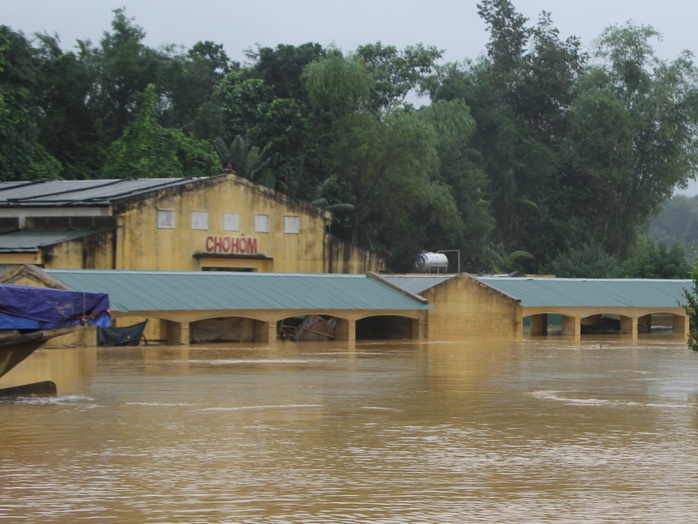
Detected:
left=0, top=230, right=100, bottom=252
left=477, top=277, right=692, bottom=308
left=380, top=274, right=456, bottom=294
left=45, top=269, right=431, bottom=313
left=0, top=178, right=212, bottom=206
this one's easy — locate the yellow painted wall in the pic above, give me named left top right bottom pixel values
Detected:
left=43, top=231, right=115, bottom=270
left=326, top=236, right=387, bottom=274
left=112, top=174, right=332, bottom=272
left=421, top=274, right=520, bottom=339
left=0, top=253, right=41, bottom=265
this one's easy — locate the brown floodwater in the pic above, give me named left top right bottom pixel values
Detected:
left=2, top=335, right=698, bottom=523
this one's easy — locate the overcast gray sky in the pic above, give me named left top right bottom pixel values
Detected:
left=3, top=0, right=698, bottom=194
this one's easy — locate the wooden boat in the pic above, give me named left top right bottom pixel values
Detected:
left=0, top=325, right=89, bottom=396
left=0, top=283, right=110, bottom=396
left=0, top=325, right=85, bottom=380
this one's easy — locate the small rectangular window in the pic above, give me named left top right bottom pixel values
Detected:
left=158, top=209, right=175, bottom=229
left=191, top=211, right=209, bottom=230
left=223, top=213, right=240, bottom=231
left=254, top=213, right=270, bottom=233
left=284, top=216, right=300, bottom=234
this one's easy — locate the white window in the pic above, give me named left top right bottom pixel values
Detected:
left=254, top=213, right=270, bottom=233
left=157, top=209, right=175, bottom=229
left=223, top=213, right=240, bottom=231
left=284, top=216, right=300, bottom=234
left=191, top=211, right=209, bottom=230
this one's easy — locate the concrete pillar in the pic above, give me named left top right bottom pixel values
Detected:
left=562, top=315, right=580, bottom=336
left=674, top=314, right=689, bottom=337
left=254, top=321, right=277, bottom=342
left=515, top=309, right=524, bottom=338
left=333, top=318, right=355, bottom=341
left=414, top=315, right=428, bottom=340
left=620, top=316, right=637, bottom=335
left=638, top=315, right=652, bottom=333
left=165, top=320, right=190, bottom=345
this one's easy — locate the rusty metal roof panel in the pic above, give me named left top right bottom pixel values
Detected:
left=380, top=274, right=456, bottom=295
left=45, top=270, right=431, bottom=313
left=0, top=178, right=211, bottom=206
left=477, top=277, right=692, bottom=308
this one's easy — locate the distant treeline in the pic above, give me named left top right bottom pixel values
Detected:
left=2, top=0, right=698, bottom=276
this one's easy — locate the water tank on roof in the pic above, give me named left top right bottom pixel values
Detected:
left=414, top=252, right=449, bottom=273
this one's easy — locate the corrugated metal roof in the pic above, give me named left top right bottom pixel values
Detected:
left=0, top=177, right=212, bottom=206
left=45, top=270, right=431, bottom=313
left=380, top=274, right=456, bottom=294
left=477, top=277, right=692, bottom=308
left=0, top=230, right=100, bottom=252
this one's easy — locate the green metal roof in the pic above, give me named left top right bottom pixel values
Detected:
left=0, top=230, right=100, bottom=252
left=380, top=274, right=456, bottom=294
left=477, top=277, right=692, bottom=308
left=45, top=270, right=431, bottom=313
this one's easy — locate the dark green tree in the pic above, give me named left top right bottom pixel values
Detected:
left=355, top=42, right=442, bottom=110
left=81, top=9, right=168, bottom=145
left=418, top=98, right=494, bottom=268
left=0, top=26, right=60, bottom=181
left=102, top=84, right=219, bottom=179
left=549, top=242, right=621, bottom=278
left=160, top=40, right=235, bottom=139
left=682, top=259, right=698, bottom=352
left=621, top=239, right=690, bottom=279
left=33, top=32, right=103, bottom=179
left=564, top=23, right=698, bottom=257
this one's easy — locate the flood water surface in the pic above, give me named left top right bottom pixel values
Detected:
left=2, top=336, right=698, bottom=523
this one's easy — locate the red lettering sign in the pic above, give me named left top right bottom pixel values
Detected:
left=205, top=235, right=259, bottom=254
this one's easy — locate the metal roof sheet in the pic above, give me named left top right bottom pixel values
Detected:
left=0, top=178, right=210, bottom=206
left=477, top=277, right=692, bottom=308
left=45, top=270, right=431, bottom=313
left=0, top=230, right=99, bottom=252
left=380, top=274, right=456, bottom=294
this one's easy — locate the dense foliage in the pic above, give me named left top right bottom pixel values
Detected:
left=2, top=2, right=698, bottom=274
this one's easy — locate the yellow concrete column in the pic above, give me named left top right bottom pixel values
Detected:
left=165, top=320, right=190, bottom=345
left=266, top=321, right=277, bottom=343
left=620, top=316, right=637, bottom=336
left=414, top=314, right=428, bottom=340
left=674, top=314, right=689, bottom=337
left=561, top=315, right=580, bottom=336
left=345, top=319, right=356, bottom=341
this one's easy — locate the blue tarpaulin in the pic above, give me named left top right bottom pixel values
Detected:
left=0, top=283, right=110, bottom=330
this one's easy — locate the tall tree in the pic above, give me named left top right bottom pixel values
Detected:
left=0, top=26, right=60, bottom=181
left=305, top=51, right=473, bottom=269
left=102, top=84, right=219, bottom=179
left=33, top=32, right=102, bottom=179
left=82, top=9, right=167, bottom=145
left=355, top=42, right=442, bottom=111
left=564, top=23, right=698, bottom=256
left=160, top=40, right=235, bottom=139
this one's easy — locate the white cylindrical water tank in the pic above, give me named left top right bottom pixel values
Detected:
left=414, top=252, right=449, bottom=273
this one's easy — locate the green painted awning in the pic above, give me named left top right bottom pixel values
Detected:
left=46, top=269, right=431, bottom=313
left=477, top=277, right=692, bottom=309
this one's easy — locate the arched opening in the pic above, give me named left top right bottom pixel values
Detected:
left=638, top=313, right=686, bottom=334
left=277, top=314, right=342, bottom=341
left=356, top=315, right=416, bottom=340
left=580, top=314, right=636, bottom=334
left=525, top=313, right=570, bottom=336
